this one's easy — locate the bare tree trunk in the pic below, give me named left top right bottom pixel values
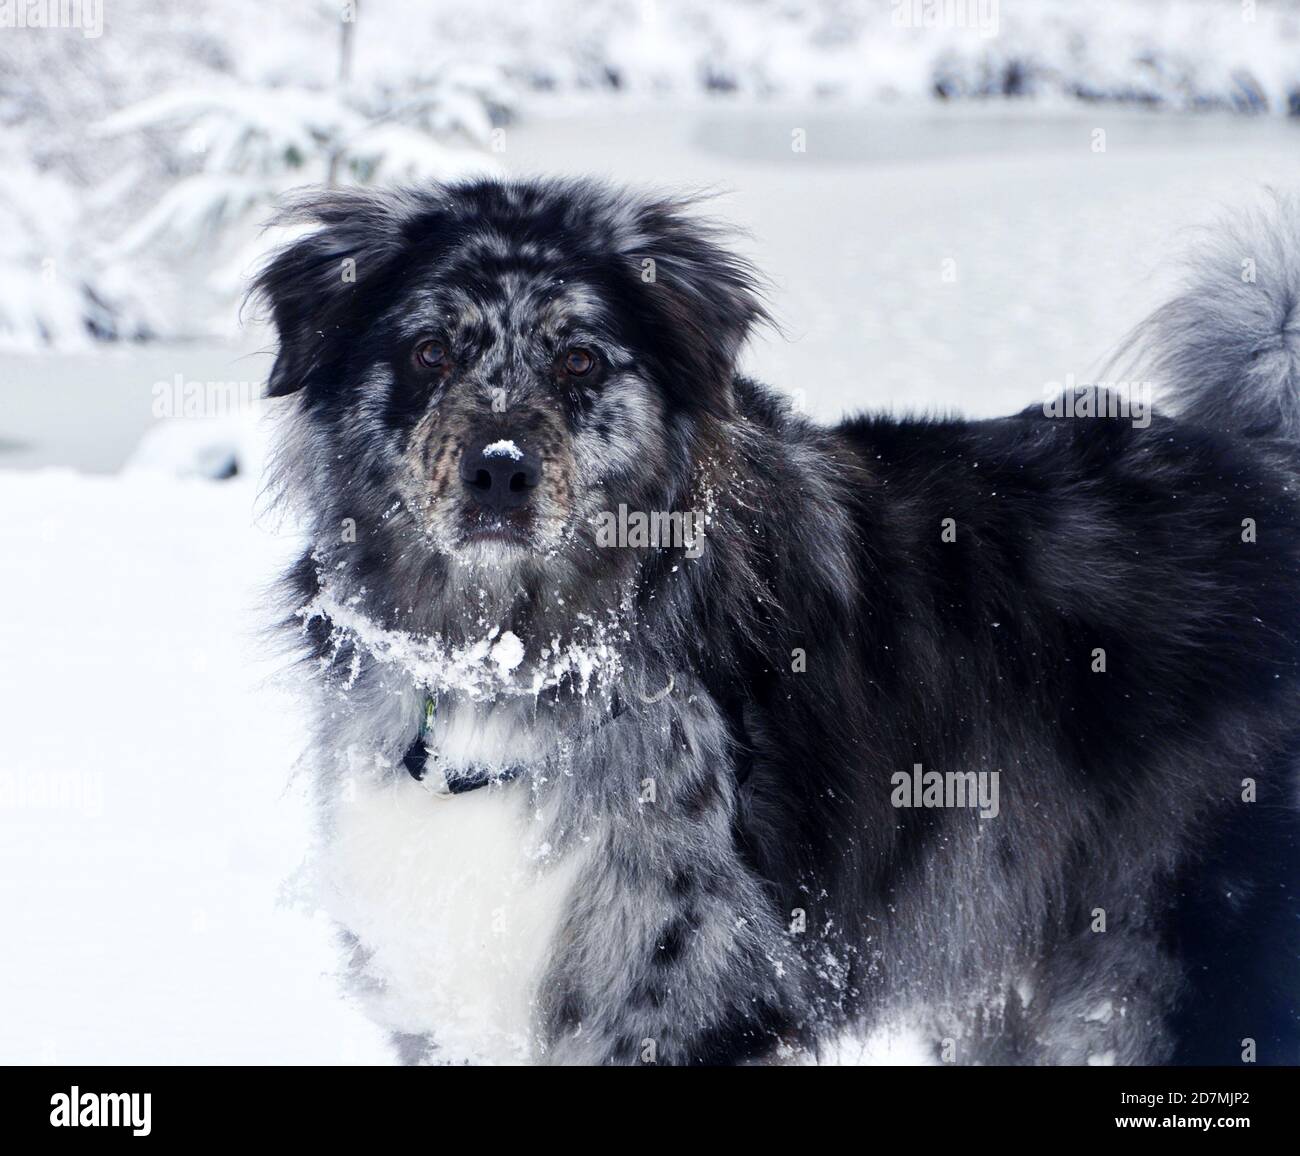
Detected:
left=326, top=2, right=359, bottom=187
left=338, top=5, right=356, bottom=85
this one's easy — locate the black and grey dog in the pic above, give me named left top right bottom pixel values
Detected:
left=254, top=179, right=1300, bottom=1066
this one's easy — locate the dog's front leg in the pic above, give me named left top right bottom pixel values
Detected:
left=536, top=698, right=801, bottom=1066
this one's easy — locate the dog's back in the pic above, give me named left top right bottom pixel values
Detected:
left=815, top=196, right=1300, bottom=1064
left=750, top=391, right=1300, bottom=1062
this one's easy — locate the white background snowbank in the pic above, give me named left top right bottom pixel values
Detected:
left=0, top=467, right=389, bottom=1062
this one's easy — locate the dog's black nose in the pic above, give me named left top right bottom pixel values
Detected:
left=459, top=442, right=541, bottom=512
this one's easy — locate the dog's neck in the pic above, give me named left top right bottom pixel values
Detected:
left=302, top=538, right=652, bottom=709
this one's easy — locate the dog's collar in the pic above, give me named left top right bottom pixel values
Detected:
left=402, top=675, right=674, bottom=798
left=402, top=698, right=516, bottom=797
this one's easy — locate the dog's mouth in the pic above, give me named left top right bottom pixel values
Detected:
left=457, top=507, right=534, bottom=549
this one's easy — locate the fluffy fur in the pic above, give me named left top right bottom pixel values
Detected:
left=253, top=179, right=1300, bottom=1065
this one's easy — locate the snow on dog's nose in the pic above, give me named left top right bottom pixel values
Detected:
left=458, top=440, right=541, bottom=513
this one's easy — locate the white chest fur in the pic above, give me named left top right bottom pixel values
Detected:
left=319, top=698, right=584, bottom=1063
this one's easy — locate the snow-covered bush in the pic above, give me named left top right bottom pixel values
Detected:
left=445, top=0, right=1300, bottom=112
left=0, top=156, right=156, bottom=349
left=95, top=79, right=498, bottom=258
left=0, top=1, right=509, bottom=347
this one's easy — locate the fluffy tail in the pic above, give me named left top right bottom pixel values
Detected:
left=1119, top=192, right=1300, bottom=441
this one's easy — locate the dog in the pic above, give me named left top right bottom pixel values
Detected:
left=253, top=179, right=1300, bottom=1065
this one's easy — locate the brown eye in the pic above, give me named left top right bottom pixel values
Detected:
left=562, top=347, right=596, bottom=376
left=414, top=340, right=448, bottom=371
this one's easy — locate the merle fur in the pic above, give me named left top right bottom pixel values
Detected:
left=253, top=179, right=1300, bottom=1065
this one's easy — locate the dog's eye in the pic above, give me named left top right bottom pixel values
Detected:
left=414, top=341, right=449, bottom=371
left=562, top=347, right=596, bottom=376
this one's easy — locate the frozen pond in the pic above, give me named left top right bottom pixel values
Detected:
left=509, top=104, right=1300, bottom=422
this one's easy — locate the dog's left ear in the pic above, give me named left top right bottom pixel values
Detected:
left=624, top=197, right=770, bottom=413
left=249, top=187, right=417, bottom=398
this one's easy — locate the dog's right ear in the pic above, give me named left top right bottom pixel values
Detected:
left=249, top=187, right=417, bottom=397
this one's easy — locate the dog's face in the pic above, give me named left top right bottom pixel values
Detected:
left=382, top=251, right=659, bottom=562
left=255, top=180, right=765, bottom=574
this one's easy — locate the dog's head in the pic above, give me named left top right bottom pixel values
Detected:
left=253, top=179, right=766, bottom=573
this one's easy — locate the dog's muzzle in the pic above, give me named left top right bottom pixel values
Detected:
left=458, top=441, right=541, bottom=513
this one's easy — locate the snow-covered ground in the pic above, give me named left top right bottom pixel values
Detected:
left=2, top=105, right=1299, bottom=1063
left=0, top=465, right=391, bottom=1063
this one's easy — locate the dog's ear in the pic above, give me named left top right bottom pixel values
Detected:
left=623, top=196, right=770, bottom=412
left=621, top=198, right=764, bottom=410
left=249, top=187, right=417, bottom=397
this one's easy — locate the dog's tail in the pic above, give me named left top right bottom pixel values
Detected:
left=1117, top=192, right=1300, bottom=442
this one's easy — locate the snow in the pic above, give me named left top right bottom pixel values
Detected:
left=301, top=582, right=622, bottom=701
left=0, top=465, right=390, bottom=1063
left=0, top=157, right=154, bottom=349
left=0, top=2, right=511, bottom=348
left=482, top=439, right=523, bottom=460
left=125, top=413, right=269, bottom=481
left=490, top=631, right=527, bottom=676
left=7, top=0, right=1300, bottom=347
left=384, top=0, right=1300, bottom=112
